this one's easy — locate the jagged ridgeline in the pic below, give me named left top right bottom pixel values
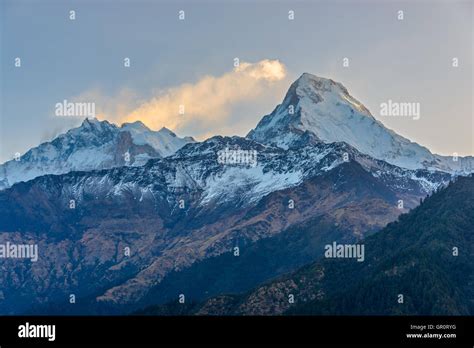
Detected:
left=0, top=74, right=471, bottom=315
left=136, top=175, right=474, bottom=315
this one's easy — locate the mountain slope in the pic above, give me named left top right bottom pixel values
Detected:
left=161, top=175, right=473, bottom=315
left=121, top=121, right=195, bottom=157
left=0, top=118, right=194, bottom=190
left=248, top=73, right=474, bottom=174
left=0, top=72, right=467, bottom=315
left=0, top=134, right=449, bottom=314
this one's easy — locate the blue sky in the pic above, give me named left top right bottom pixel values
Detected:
left=1, top=0, right=472, bottom=163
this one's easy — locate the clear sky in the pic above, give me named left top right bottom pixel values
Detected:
left=1, top=0, right=472, bottom=163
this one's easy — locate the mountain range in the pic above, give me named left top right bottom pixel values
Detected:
left=0, top=73, right=471, bottom=315
left=0, top=119, right=194, bottom=190
left=248, top=73, right=474, bottom=173
left=137, top=175, right=473, bottom=315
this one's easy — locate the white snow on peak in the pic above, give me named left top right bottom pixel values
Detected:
left=120, top=122, right=194, bottom=158
left=201, top=165, right=303, bottom=206
left=121, top=120, right=150, bottom=132
left=0, top=118, right=195, bottom=189
left=248, top=73, right=474, bottom=174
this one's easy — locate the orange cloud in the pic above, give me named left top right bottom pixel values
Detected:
left=90, top=59, right=287, bottom=138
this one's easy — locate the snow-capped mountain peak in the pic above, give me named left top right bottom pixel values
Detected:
left=248, top=73, right=474, bottom=174
left=0, top=118, right=194, bottom=189
left=120, top=122, right=195, bottom=157
left=290, top=73, right=373, bottom=117
left=121, top=120, right=150, bottom=132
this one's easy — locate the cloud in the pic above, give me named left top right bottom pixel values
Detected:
left=72, top=87, right=139, bottom=122
left=90, top=59, right=288, bottom=139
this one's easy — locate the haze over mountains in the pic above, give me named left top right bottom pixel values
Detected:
left=0, top=73, right=471, bottom=315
